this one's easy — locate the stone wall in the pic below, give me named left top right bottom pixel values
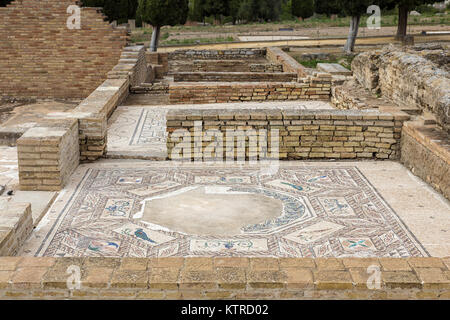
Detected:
left=168, top=49, right=266, bottom=60
left=267, top=47, right=307, bottom=79
left=187, top=60, right=283, bottom=73
left=169, top=74, right=331, bottom=104
left=146, top=52, right=169, bottom=77
left=250, top=63, right=284, bottom=73
left=166, top=109, right=409, bottom=160
left=401, top=121, right=450, bottom=200
left=0, top=257, right=448, bottom=299
left=173, top=72, right=297, bottom=83
left=0, top=0, right=128, bottom=99
left=352, top=46, right=450, bottom=132
left=332, top=83, right=370, bottom=110
left=17, top=117, right=80, bottom=191
left=0, top=200, right=33, bottom=256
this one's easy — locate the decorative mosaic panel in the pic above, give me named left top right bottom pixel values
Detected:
left=25, top=165, right=428, bottom=258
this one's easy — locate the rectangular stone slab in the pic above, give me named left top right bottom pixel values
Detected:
left=317, top=63, right=353, bottom=76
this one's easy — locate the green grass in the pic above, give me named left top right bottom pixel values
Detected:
left=294, top=55, right=355, bottom=70
left=296, top=59, right=338, bottom=69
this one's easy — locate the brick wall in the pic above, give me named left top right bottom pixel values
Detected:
left=166, top=109, right=409, bottom=160
left=17, top=116, right=80, bottom=191
left=266, top=47, right=307, bottom=79
left=186, top=60, right=283, bottom=73
left=15, top=44, right=147, bottom=190
left=173, top=72, right=297, bottom=83
left=0, top=257, right=448, bottom=299
left=74, top=45, right=147, bottom=162
left=169, top=75, right=331, bottom=104
left=108, top=46, right=149, bottom=87
left=168, top=49, right=266, bottom=60
left=145, top=52, right=169, bottom=76
left=331, top=85, right=370, bottom=110
left=0, top=0, right=128, bottom=99
left=0, top=200, right=32, bottom=256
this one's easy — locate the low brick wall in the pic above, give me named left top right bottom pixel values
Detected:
left=0, top=257, right=448, bottom=299
left=187, top=60, right=283, bottom=73
left=0, top=200, right=32, bottom=256
left=17, top=117, right=79, bottom=191
left=15, top=45, right=148, bottom=190
left=331, top=85, right=368, bottom=110
left=401, top=121, right=450, bottom=200
left=168, top=49, right=266, bottom=60
left=266, top=47, right=307, bottom=79
left=166, top=109, right=409, bottom=160
left=146, top=52, right=169, bottom=76
left=108, top=46, right=149, bottom=87
left=74, top=45, right=147, bottom=162
left=174, top=72, right=297, bottom=83
left=74, top=78, right=129, bottom=162
left=169, top=75, right=331, bottom=104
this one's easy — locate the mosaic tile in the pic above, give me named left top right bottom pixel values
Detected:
left=189, top=239, right=269, bottom=253
left=22, top=164, right=429, bottom=258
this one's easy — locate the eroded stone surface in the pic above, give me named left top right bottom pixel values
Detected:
left=140, top=186, right=283, bottom=236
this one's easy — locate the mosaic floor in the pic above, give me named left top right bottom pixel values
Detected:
left=107, top=101, right=334, bottom=159
left=20, top=161, right=450, bottom=258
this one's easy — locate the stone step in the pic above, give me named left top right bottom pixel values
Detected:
left=9, top=191, right=58, bottom=227
left=317, top=63, right=353, bottom=76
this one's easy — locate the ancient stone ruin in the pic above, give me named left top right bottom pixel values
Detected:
left=0, top=0, right=448, bottom=301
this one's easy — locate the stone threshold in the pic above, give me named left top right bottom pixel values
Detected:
left=0, top=257, right=449, bottom=299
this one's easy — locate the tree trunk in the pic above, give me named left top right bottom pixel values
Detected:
left=150, top=25, right=161, bottom=52
left=344, top=15, right=360, bottom=54
left=396, top=5, right=409, bottom=40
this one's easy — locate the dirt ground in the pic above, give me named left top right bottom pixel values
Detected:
left=164, top=25, right=450, bottom=41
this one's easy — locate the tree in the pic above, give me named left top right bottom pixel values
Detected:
left=314, top=0, right=340, bottom=16
left=381, top=0, right=435, bottom=40
left=190, top=0, right=207, bottom=22
left=203, top=0, right=229, bottom=23
left=236, top=0, right=282, bottom=23
left=229, top=0, right=240, bottom=24
left=81, top=0, right=139, bottom=24
left=137, top=0, right=189, bottom=52
left=341, top=0, right=372, bottom=54
left=0, top=0, right=12, bottom=7
left=315, top=0, right=371, bottom=54
left=292, top=0, right=314, bottom=20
